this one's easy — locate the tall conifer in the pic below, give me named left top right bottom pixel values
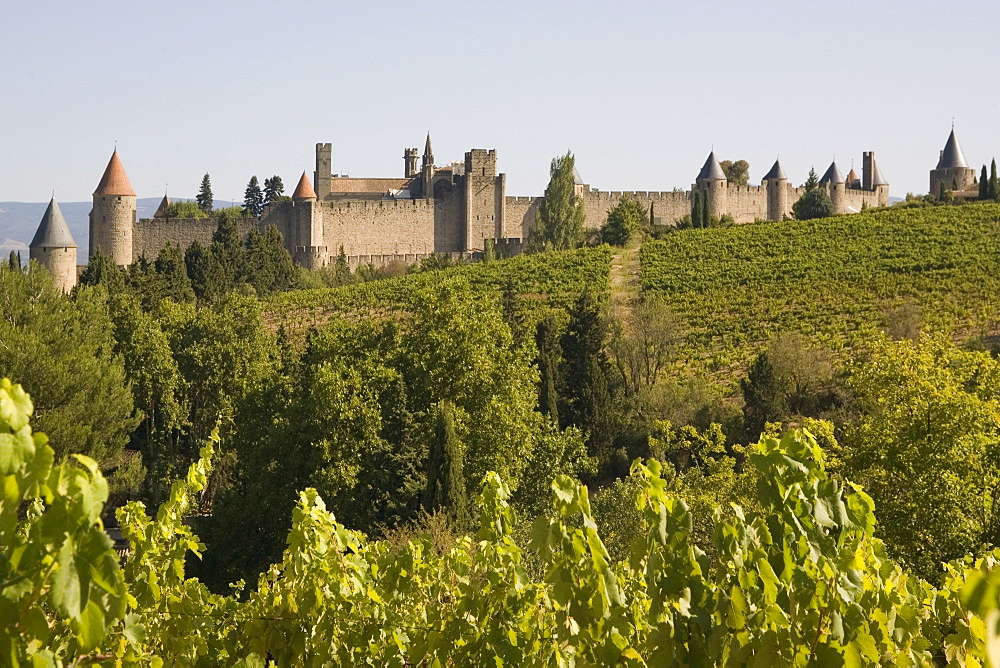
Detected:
left=196, top=173, right=213, bottom=213
left=981, top=165, right=989, bottom=200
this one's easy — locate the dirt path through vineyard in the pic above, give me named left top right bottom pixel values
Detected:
left=609, top=245, right=641, bottom=324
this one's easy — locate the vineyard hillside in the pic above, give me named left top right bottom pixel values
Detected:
left=641, top=202, right=1000, bottom=384
left=265, top=245, right=612, bottom=335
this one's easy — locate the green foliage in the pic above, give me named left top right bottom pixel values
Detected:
left=0, top=267, right=137, bottom=466
left=423, top=400, right=470, bottom=528
left=844, top=333, right=1000, bottom=582
left=601, top=194, right=646, bottom=246
left=243, top=176, right=264, bottom=218
left=803, top=167, right=819, bottom=191
left=196, top=173, right=213, bottom=213
left=243, top=226, right=295, bottom=295
left=639, top=203, right=1000, bottom=391
left=529, top=152, right=585, bottom=252
left=78, top=248, right=127, bottom=292
left=5, top=379, right=1000, bottom=664
left=262, top=175, right=284, bottom=205
left=981, top=165, right=989, bottom=200
left=792, top=185, right=834, bottom=220
left=719, top=159, right=750, bottom=186
left=162, top=200, right=208, bottom=219
left=0, top=379, right=127, bottom=665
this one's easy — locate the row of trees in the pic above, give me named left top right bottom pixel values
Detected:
left=980, top=159, right=1000, bottom=201
left=192, top=172, right=288, bottom=218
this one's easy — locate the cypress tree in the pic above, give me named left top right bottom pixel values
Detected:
left=700, top=187, right=710, bottom=227
left=741, top=351, right=787, bottom=441
left=423, top=400, right=470, bottom=528
left=981, top=165, right=989, bottom=200
left=535, top=315, right=562, bottom=421
left=991, top=159, right=999, bottom=201
left=196, top=173, right=213, bottom=213
left=691, top=191, right=702, bottom=228
left=7, top=251, right=19, bottom=271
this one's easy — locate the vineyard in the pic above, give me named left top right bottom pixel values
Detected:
left=5, top=378, right=1000, bottom=666
left=264, top=245, right=612, bottom=335
left=640, top=202, right=1000, bottom=380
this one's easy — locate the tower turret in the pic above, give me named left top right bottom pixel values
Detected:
left=315, top=143, right=332, bottom=200
left=89, top=150, right=136, bottom=266
left=30, top=197, right=77, bottom=293
left=421, top=132, right=436, bottom=199
left=696, top=151, right=727, bottom=220
left=404, top=148, right=419, bottom=178
left=819, top=161, right=845, bottom=214
left=292, top=171, right=318, bottom=200
left=929, top=128, right=975, bottom=198
left=763, top=159, right=788, bottom=222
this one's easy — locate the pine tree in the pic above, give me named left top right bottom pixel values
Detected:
left=804, top=167, right=819, bottom=192
left=423, top=400, right=470, bottom=528
left=243, top=176, right=265, bottom=218
left=263, top=176, right=285, bottom=205
left=741, top=351, right=787, bottom=441
left=78, top=249, right=127, bottom=292
left=981, top=165, right=989, bottom=200
left=527, top=152, right=585, bottom=252
left=196, top=173, right=213, bottom=213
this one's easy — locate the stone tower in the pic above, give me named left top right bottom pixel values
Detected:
left=865, top=152, right=890, bottom=206
left=463, top=149, right=504, bottom=251
left=930, top=128, right=975, bottom=198
left=819, top=161, right=846, bottom=214
left=696, top=151, right=727, bottom=220
left=290, top=171, right=326, bottom=269
left=403, top=148, right=419, bottom=178
left=315, top=143, right=333, bottom=200
left=30, top=197, right=77, bottom=293
left=89, top=150, right=136, bottom=266
left=763, top=159, right=788, bottom=222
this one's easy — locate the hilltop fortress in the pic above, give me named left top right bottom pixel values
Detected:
left=43, top=128, right=993, bottom=293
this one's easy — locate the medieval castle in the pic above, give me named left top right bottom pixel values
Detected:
left=29, top=128, right=974, bottom=293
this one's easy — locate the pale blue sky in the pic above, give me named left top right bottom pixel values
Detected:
left=1, top=0, right=998, bottom=204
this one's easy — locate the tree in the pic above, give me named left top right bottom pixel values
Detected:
left=844, top=334, right=1000, bottom=582
left=719, top=159, right=749, bottom=186
left=792, top=187, right=834, bottom=220
left=991, top=159, right=999, bottom=201
left=803, top=167, right=819, bottom=191
left=244, top=225, right=296, bottom=295
left=196, top=173, right=213, bottom=213
left=528, top=152, right=585, bottom=252
left=601, top=194, right=645, bottom=246
left=0, top=265, right=138, bottom=466
left=700, top=188, right=709, bottom=227
left=740, top=351, right=786, bottom=441
left=78, top=248, right=127, bottom=293
left=243, top=175, right=264, bottom=218
left=423, top=400, right=470, bottom=528
left=263, top=175, right=285, bottom=205
left=980, top=165, right=989, bottom=200
left=163, top=200, right=208, bottom=219
left=610, top=297, right=683, bottom=398
left=535, top=314, right=563, bottom=421
left=690, top=191, right=703, bottom=229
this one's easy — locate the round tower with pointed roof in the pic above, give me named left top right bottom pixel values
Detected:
left=89, top=150, right=136, bottom=266
left=30, top=198, right=78, bottom=293
left=292, top=171, right=318, bottom=200
left=819, top=161, right=846, bottom=214
left=696, top=151, right=727, bottom=220
left=763, top=159, right=788, bottom=221
left=930, top=128, right=976, bottom=198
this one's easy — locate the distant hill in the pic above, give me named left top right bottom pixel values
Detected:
left=0, top=199, right=240, bottom=261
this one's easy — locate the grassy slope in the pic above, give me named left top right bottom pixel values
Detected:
left=641, top=202, right=1000, bottom=385
left=264, top=246, right=612, bottom=336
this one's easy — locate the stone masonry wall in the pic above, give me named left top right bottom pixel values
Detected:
left=133, top=217, right=259, bottom=260
left=319, top=198, right=441, bottom=256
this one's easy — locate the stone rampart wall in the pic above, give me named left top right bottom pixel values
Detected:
left=133, top=217, right=259, bottom=260
left=319, top=198, right=442, bottom=256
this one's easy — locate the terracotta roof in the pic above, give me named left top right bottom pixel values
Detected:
left=845, top=168, right=859, bottom=183
left=94, top=150, right=136, bottom=197
left=763, top=159, right=787, bottom=180
left=292, top=171, right=318, bottom=199
left=327, top=177, right=411, bottom=194
left=937, top=129, right=969, bottom=169
left=153, top=194, right=171, bottom=218
left=30, top=198, right=76, bottom=248
left=697, top=151, right=726, bottom=181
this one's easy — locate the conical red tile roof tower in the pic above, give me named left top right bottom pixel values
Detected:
left=292, top=171, right=318, bottom=200
left=94, top=150, right=136, bottom=197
